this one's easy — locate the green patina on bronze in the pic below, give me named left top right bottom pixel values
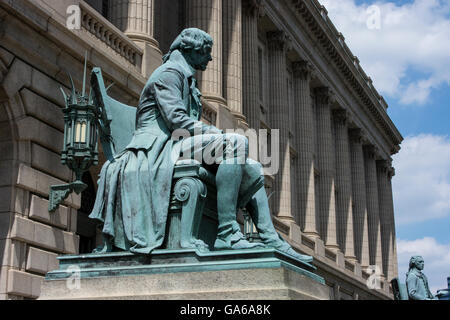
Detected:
left=392, top=255, right=443, bottom=300
left=49, top=53, right=99, bottom=212
left=53, top=28, right=313, bottom=266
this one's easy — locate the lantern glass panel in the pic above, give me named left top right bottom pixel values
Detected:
left=75, top=121, right=81, bottom=143
left=90, top=123, right=95, bottom=147
left=66, top=124, right=72, bottom=146
left=81, top=122, right=87, bottom=143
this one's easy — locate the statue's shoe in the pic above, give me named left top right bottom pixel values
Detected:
left=92, top=238, right=113, bottom=253
left=276, top=246, right=313, bottom=263
left=214, top=237, right=265, bottom=250
left=182, top=239, right=210, bottom=252
left=264, top=240, right=313, bottom=263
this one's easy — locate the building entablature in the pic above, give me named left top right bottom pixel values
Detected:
left=261, top=0, right=403, bottom=156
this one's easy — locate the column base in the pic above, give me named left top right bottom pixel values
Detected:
left=125, top=32, right=161, bottom=51
left=303, top=231, right=320, bottom=239
left=325, top=244, right=340, bottom=252
left=345, top=255, right=358, bottom=263
left=128, top=35, right=163, bottom=78
left=203, top=94, right=228, bottom=106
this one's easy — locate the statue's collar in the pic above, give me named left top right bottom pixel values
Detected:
left=411, top=268, right=425, bottom=278
left=168, top=50, right=196, bottom=78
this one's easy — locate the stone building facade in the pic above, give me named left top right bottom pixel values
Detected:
left=0, top=0, right=402, bottom=299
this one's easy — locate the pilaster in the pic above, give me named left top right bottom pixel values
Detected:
left=349, top=129, right=370, bottom=267
left=242, top=0, right=263, bottom=132
left=314, top=87, right=339, bottom=250
left=109, top=0, right=162, bottom=77
left=223, top=0, right=243, bottom=117
left=267, top=30, right=293, bottom=222
left=186, top=0, right=226, bottom=106
left=363, top=145, right=383, bottom=273
left=292, top=61, right=318, bottom=237
left=332, top=109, right=356, bottom=261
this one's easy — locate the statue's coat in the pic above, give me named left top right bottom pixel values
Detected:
left=89, top=50, right=219, bottom=254
left=406, top=269, right=434, bottom=300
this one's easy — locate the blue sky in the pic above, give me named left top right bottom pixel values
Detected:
left=320, top=0, right=450, bottom=293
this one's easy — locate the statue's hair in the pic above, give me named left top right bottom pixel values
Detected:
left=407, top=255, right=423, bottom=273
left=163, top=28, right=213, bottom=63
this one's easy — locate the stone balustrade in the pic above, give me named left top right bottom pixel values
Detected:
left=80, top=2, right=143, bottom=66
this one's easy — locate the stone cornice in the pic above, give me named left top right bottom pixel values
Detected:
left=288, top=0, right=403, bottom=153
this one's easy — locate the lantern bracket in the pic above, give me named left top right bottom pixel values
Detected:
left=48, top=181, right=87, bottom=212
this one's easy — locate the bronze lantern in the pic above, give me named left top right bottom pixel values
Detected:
left=49, top=56, right=99, bottom=212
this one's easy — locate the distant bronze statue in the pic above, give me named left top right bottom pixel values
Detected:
left=406, top=256, right=437, bottom=300
left=88, top=28, right=312, bottom=263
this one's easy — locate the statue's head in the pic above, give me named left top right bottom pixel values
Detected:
left=164, top=28, right=213, bottom=71
left=409, top=255, right=425, bottom=271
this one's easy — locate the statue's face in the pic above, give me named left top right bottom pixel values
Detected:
left=416, top=258, right=425, bottom=270
left=188, top=45, right=213, bottom=71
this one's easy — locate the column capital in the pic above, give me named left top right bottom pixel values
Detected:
left=314, top=87, right=334, bottom=105
left=292, top=60, right=314, bottom=81
left=243, top=0, right=265, bottom=17
left=376, top=159, right=390, bottom=174
left=388, top=166, right=396, bottom=179
left=349, top=128, right=367, bottom=144
left=363, top=144, right=379, bottom=159
left=332, top=109, right=350, bottom=126
left=267, top=30, right=289, bottom=52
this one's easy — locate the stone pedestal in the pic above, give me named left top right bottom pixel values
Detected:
left=39, top=249, right=329, bottom=300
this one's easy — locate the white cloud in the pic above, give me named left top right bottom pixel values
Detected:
left=397, top=237, right=450, bottom=294
left=319, top=0, right=450, bottom=105
left=392, top=134, right=450, bottom=224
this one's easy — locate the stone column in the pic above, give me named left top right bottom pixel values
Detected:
left=292, top=61, right=318, bottom=237
left=186, top=0, right=226, bottom=105
left=363, top=145, right=383, bottom=272
left=242, top=0, right=262, bottom=132
left=109, top=0, right=162, bottom=77
left=387, top=166, right=399, bottom=279
left=349, top=129, right=370, bottom=267
left=333, top=109, right=356, bottom=261
left=314, top=87, right=339, bottom=250
left=223, top=0, right=243, bottom=118
left=377, top=159, right=396, bottom=281
left=266, top=30, right=293, bottom=222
